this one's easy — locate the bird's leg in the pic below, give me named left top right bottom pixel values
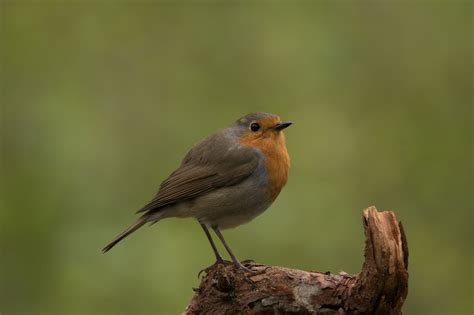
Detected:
left=200, top=223, right=224, bottom=263
left=212, top=226, right=253, bottom=272
left=198, top=223, right=232, bottom=278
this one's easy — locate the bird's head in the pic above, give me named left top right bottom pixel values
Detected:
left=234, top=112, right=292, bottom=148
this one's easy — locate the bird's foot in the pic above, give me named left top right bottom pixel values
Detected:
left=198, top=259, right=231, bottom=278
left=242, top=259, right=264, bottom=267
left=233, top=260, right=259, bottom=273
left=198, top=259, right=264, bottom=278
left=240, top=259, right=272, bottom=275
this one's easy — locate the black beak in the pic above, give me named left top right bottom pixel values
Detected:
left=273, top=121, right=293, bottom=131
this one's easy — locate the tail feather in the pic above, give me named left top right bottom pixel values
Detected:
left=102, top=216, right=148, bottom=253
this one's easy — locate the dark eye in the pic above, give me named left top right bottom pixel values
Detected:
left=250, top=122, right=260, bottom=132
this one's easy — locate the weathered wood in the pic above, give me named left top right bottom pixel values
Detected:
left=184, top=206, right=408, bottom=314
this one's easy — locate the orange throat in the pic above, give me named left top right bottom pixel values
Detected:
left=240, top=132, right=290, bottom=200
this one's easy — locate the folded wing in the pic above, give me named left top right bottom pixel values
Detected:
left=137, top=135, right=259, bottom=214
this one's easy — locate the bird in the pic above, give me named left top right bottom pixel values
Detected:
left=102, top=112, right=292, bottom=270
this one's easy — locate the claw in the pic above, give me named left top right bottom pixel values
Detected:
left=233, top=261, right=258, bottom=273
left=240, top=259, right=256, bottom=266
left=197, top=259, right=231, bottom=278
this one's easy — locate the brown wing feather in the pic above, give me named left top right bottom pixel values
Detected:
left=137, top=135, right=259, bottom=214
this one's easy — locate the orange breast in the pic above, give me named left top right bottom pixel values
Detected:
left=240, top=133, right=290, bottom=200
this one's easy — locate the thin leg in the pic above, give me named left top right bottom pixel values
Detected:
left=212, top=226, right=246, bottom=269
left=200, top=223, right=223, bottom=262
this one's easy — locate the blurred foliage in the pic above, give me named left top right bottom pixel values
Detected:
left=1, top=1, right=472, bottom=314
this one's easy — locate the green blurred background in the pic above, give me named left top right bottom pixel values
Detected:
left=1, top=1, right=472, bottom=314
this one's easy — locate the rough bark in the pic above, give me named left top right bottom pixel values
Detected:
left=184, top=206, right=409, bottom=315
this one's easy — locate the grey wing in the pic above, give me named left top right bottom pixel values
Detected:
left=137, top=135, right=260, bottom=214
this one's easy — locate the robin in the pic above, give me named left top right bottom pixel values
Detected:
left=102, top=112, right=292, bottom=270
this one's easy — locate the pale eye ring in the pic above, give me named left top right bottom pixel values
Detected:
left=250, top=122, right=260, bottom=132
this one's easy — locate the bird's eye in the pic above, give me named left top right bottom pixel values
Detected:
left=250, top=122, right=260, bottom=132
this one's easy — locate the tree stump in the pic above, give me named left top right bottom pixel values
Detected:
left=184, top=206, right=409, bottom=314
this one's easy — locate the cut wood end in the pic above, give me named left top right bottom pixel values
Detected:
left=357, top=206, right=409, bottom=314
left=362, top=206, right=408, bottom=271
